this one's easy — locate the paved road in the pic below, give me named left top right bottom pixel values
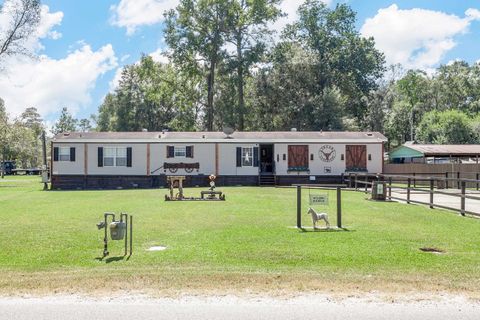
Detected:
left=389, top=188, right=480, bottom=216
left=1, top=295, right=479, bottom=320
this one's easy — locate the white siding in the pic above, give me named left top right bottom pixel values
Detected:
left=51, top=143, right=84, bottom=175
left=366, top=143, right=383, bottom=174
left=87, top=144, right=147, bottom=176
left=52, top=141, right=384, bottom=176
left=151, top=143, right=215, bottom=176
left=218, top=143, right=259, bottom=176
left=275, top=143, right=383, bottom=176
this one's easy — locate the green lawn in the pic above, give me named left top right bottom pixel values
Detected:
left=0, top=176, right=479, bottom=295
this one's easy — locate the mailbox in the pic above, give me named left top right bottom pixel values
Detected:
left=110, top=221, right=126, bottom=240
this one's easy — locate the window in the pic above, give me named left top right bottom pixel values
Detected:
left=104, top=147, right=127, bottom=167
left=174, top=146, right=186, bottom=158
left=242, top=147, right=253, bottom=167
left=116, top=148, right=127, bottom=166
left=59, top=147, right=71, bottom=161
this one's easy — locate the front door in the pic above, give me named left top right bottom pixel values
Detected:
left=346, top=145, right=367, bottom=172
left=260, top=144, right=274, bottom=174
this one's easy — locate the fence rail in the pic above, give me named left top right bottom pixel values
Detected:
left=343, top=172, right=480, bottom=218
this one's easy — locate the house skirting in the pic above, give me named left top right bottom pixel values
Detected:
left=50, top=175, right=345, bottom=190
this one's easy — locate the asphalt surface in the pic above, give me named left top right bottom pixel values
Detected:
left=389, top=188, right=480, bottom=216
left=0, top=295, right=479, bottom=320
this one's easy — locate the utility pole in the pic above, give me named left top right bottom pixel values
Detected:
left=41, top=131, right=48, bottom=190
left=1, top=116, right=6, bottom=179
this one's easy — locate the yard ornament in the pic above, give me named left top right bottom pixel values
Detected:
left=307, top=207, right=330, bottom=229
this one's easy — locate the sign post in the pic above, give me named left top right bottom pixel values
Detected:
left=296, top=186, right=302, bottom=229
left=337, top=187, right=342, bottom=228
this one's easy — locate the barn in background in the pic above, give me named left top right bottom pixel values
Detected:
left=50, top=131, right=387, bottom=189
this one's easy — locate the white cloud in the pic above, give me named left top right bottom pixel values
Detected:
left=149, top=48, right=169, bottom=64
left=361, top=4, right=480, bottom=70
left=109, top=48, right=169, bottom=91
left=110, top=0, right=179, bottom=35
left=466, top=8, right=480, bottom=20
left=37, top=5, right=64, bottom=40
left=110, top=0, right=332, bottom=36
left=0, top=4, right=117, bottom=119
left=271, top=0, right=331, bottom=35
left=120, top=54, right=131, bottom=62
left=0, top=4, right=63, bottom=54
left=109, top=67, right=124, bottom=91
left=0, top=45, right=118, bottom=118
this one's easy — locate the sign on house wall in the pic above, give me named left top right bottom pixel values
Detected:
left=319, top=145, right=336, bottom=162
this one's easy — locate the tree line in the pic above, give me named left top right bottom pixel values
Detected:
left=97, top=0, right=385, bottom=133
left=95, top=0, right=480, bottom=147
left=0, top=99, right=44, bottom=168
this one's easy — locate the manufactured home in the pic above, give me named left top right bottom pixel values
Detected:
left=50, top=131, right=387, bottom=189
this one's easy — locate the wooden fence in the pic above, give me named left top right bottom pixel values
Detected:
left=384, top=163, right=480, bottom=188
left=344, top=172, right=480, bottom=218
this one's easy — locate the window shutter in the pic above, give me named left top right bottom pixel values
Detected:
left=167, top=146, right=174, bottom=158
left=53, top=147, right=59, bottom=162
left=236, top=147, right=242, bottom=167
left=70, top=147, right=76, bottom=162
left=186, top=146, right=194, bottom=158
left=127, top=147, right=132, bottom=167
left=98, top=147, right=103, bottom=167
left=253, top=147, right=259, bottom=167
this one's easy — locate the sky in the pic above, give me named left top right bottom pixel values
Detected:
left=0, top=0, right=479, bottom=125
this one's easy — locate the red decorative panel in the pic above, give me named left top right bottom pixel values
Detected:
left=346, top=145, right=367, bottom=171
left=288, top=145, right=309, bottom=171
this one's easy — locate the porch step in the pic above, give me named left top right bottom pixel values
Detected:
left=259, top=175, right=276, bottom=186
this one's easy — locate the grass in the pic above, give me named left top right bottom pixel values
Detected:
left=0, top=176, right=480, bottom=296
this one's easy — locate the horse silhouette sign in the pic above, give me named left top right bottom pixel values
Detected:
left=309, top=194, right=329, bottom=205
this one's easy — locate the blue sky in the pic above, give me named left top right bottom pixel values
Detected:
left=0, top=0, right=479, bottom=125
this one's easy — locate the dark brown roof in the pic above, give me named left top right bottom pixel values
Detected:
left=406, top=144, right=480, bottom=156
left=54, top=131, right=387, bottom=141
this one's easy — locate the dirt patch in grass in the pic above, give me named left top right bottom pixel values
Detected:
left=419, top=247, right=445, bottom=254
left=1, top=268, right=480, bottom=299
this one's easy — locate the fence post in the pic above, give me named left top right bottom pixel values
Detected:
left=445, top=172, right=449, bottom=189
left=364, top=175, right=368, bottom=194
left=297, top=185, right=302, bottom=228
left=413, top=172, right=416, bottom=188
left=429, top=178, right=434, bottom=209
left=337, top=187, right=342, bottom=229
left=477, top=173, right=479, bottom=191
left=407, top=178, right=411, bottom=204
left=460, top=181, right=466, bottom=216
left=354, top=174, right=358, bottom=190
left=388, top=177, right=392, bottom=201
left=457, top=172, right=461, bottom=190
